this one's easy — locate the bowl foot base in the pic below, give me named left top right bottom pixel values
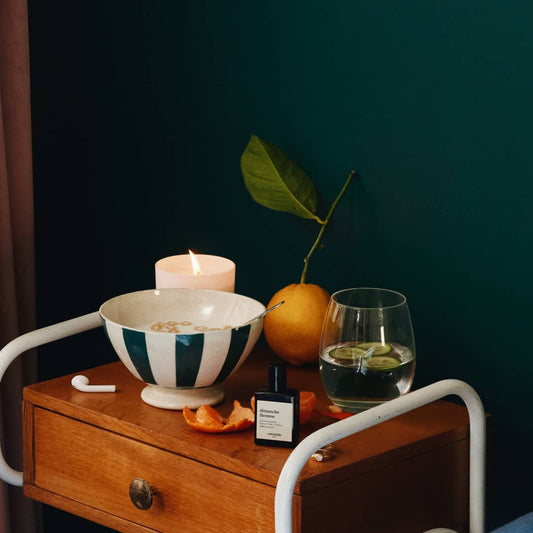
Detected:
left=140, top=384, right=224, bottom=410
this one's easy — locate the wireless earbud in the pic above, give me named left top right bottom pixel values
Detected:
left=71, top=375, right=116, bottom=393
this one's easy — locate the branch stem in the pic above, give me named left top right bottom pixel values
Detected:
left=300, top=170, right=357, bottom=284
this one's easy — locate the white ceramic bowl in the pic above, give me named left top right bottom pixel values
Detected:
left=99, top=288, right=265, bottom=409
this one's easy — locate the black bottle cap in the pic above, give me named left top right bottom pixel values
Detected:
left=269, top=363, right=287, bottom=392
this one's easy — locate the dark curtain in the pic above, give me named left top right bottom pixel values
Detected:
left=0, top=0, right=40, bottom=531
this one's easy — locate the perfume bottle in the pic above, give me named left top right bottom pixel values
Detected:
left=254, top=362, right=300, bottom=448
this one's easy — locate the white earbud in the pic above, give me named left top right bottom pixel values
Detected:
left=71, top=375, right=116, bottom=393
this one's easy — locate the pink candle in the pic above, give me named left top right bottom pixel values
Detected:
left=155, top=253, right=235, bottom=292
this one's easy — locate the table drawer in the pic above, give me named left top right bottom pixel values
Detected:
left=29, top=407, right=277, bottom=532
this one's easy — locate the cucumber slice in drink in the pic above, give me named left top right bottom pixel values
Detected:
left=329, top=346, right=367, bottom=360
left=357, top=342, right=392, bottom=355
left=364, top=356, right=401, bottom=371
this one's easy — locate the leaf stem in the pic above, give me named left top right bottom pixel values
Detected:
left=299, top=170, right=357, bottom=284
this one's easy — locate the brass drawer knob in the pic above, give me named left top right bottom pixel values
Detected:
left=129, top=478, right=158, bottom=510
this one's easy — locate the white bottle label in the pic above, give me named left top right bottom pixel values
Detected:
left=256, top=399, right=294, bottom=442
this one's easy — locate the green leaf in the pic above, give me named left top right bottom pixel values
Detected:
left=240, top=135, right=323, bottom=222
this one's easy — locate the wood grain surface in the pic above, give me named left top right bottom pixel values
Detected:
left=23, top=345, right=473, bottom=532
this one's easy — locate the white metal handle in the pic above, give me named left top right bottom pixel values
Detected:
left=275, top=379, right=486, bottom=533
left=0, top=311, right=102, bottom=486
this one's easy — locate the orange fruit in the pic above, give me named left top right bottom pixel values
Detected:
left=263, top=283, right=330, bottom=365
left=183, top=400, right=254, bottom=433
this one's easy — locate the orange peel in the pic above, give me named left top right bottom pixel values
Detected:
left=299, top=391, right=317, bottom=424
left=318, top=404, right=354, bottom=420
left=183, top=400, right=254, bottom=433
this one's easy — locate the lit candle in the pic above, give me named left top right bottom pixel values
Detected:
left=155, top=251, right=236, bottom=292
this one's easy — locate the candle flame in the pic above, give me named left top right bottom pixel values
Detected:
left=188, top=250, right=202, bottom=275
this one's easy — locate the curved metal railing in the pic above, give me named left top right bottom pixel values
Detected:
left=275, top=379, right=485, bottom=533
left=0, top=312, right=102, bottom=486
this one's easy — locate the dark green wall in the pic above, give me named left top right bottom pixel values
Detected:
left=29, top=1, right=532, bottom=530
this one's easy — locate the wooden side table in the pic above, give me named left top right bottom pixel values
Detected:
left=23, top=346, right=472, bottom=532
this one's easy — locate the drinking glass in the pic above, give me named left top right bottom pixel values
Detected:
left=319, top=288, right=416, bottom=413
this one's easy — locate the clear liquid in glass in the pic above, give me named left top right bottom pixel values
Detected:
left=320, top=341, right=415, bottom=413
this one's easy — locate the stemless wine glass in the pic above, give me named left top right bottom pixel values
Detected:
left=319, top=288, right=416, bottom=413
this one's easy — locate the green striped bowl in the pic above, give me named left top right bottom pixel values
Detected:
left=99, top=288, right=265, bottom=410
